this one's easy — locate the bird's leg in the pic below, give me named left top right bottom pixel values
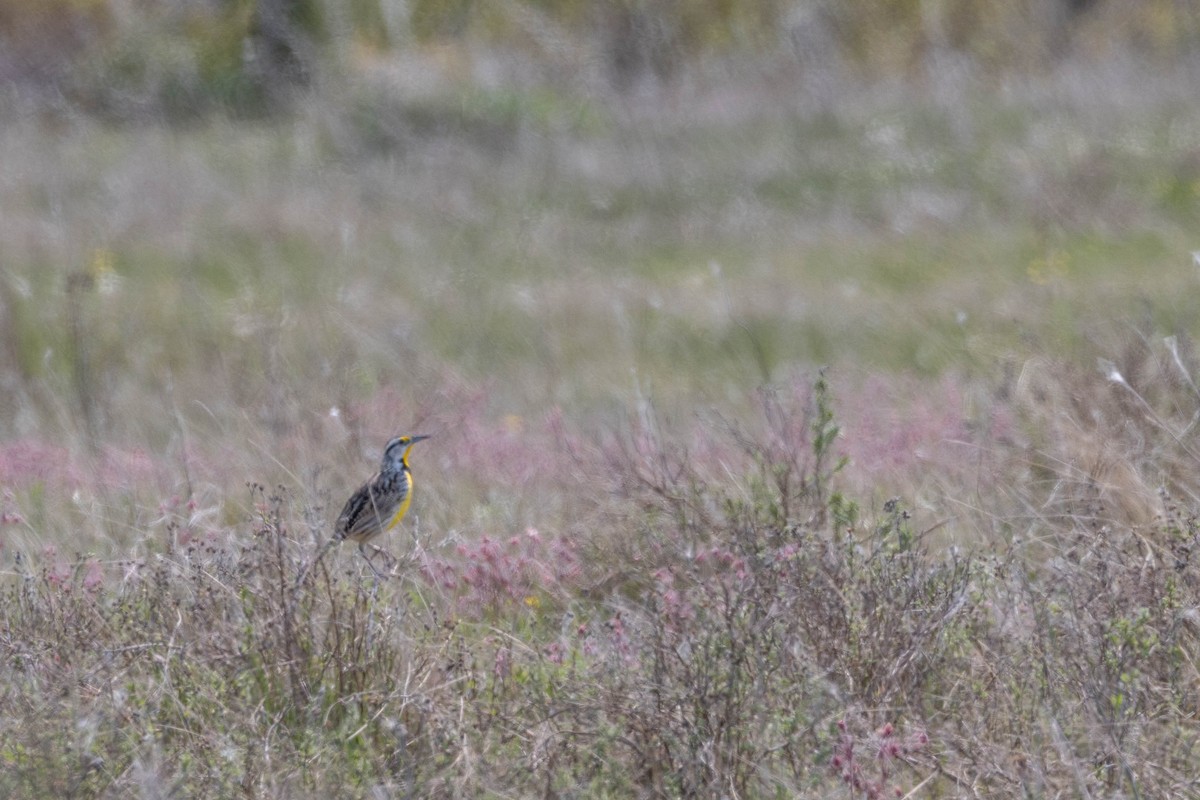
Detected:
left=358, top=542, right=396, bottom=580
left=372, top=543, right=399, bottom=571
left=364, top=567, right=380, bottom=654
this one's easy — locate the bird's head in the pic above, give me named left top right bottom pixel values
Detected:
left=382, top=434, right=430, bottom=469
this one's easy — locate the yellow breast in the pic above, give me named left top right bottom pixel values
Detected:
left=387, top=473, right=413, bottom=530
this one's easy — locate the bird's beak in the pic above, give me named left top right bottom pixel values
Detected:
left=409, top=435, right=431, bottom=444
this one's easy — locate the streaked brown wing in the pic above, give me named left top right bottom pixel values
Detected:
left=336, top=469, right=409, bottom=542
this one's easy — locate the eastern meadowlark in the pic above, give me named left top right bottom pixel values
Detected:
left=308, top=434, right=430, bottom=581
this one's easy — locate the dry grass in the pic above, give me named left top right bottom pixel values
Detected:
left=5, top=361, right=1200, bottom=797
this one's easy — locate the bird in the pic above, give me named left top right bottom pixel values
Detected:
left=301, top=434, right=430, bottom=583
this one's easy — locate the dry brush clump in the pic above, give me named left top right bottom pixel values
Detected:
left=0, top=483, right=468, bottom=797
left=875, top=327, right=1200, bottom=797
left=571, top=364, right=1200, bottom=797
left=570, top=374, right=979, bottom=797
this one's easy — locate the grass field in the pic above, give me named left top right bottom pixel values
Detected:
left=4, top=48, right=1200, bottom=797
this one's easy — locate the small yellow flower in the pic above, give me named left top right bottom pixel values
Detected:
left=87, top=249, right=120, bottom=295
left=524, top=595, right=541, bottom=610
left=1027, top=249, right=1070, bottom=286
left=88, top=248, right=114, bottom=278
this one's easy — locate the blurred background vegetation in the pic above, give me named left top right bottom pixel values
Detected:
left=1, top=0, right=1200, bottom=497
left=5, top=0, right=1200, bottom=479
left=4, top=0, right=1200, bottom=116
